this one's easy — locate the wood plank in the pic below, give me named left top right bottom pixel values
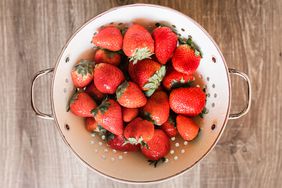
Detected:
left=0, top=0, right=281, bottom=187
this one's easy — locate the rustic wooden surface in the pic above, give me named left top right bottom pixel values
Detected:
left=0, top=0, right=281, bottom=187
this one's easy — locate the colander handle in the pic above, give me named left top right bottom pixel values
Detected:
left=31, top=68, right=54, bottom=120
left=228, top=68, right=252, bottom=120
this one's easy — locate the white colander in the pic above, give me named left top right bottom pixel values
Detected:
left=31, top=4, right=251, bottom=184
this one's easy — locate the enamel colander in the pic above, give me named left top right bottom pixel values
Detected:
left=31, top=4, right=251, bottom=184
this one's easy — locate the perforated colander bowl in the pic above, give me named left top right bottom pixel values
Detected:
left=31, top=4, right=251, bottom=184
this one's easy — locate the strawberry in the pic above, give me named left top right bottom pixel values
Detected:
left=94, top=48, right=121, bottom=66
left=91, top=99, right=123, bottom=135
left=108, top=135, right=139, bottom=152
left=161, top=116, right=177, bottom=138
left=92, top=26, right=122, bottom=51
left=93, top=63, right=125, bottom=94
left=68, top=91, right=97, bottom=117
left=169, top=87, right=206, bottom=116
left=122, top=107, right=139, bottom=122
left=85, top=82, right=105, bottom=101
left=142, top=91, right=170, bottom=125
left=129, top=59, right=166, bottom=96
left=85, top=117, right=99, bottom=132
left=124, top=117, right=154, bottom=146
left=141, top=129, right=170, bottom=161
left=116, top=81, right=147, bottom=108
left=128, top=59, right=137, bottom=81
left=176, top=115, right=200, bottom=141
left=71, top=60, right=94, bottom=88
left=152, top=26, right=177, bottom=64
left=123, top=24, right=154, bottom=63
left=162, top=67, right=194, bottom=90
left=172, top=38, right=202, bottom=74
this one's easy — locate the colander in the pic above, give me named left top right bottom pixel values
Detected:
left=31, top=4, right=251, bottom=184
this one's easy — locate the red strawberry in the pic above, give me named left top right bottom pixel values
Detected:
left=122, top=107, right=139, bottom=122
left=169, top=87, right=206, bottom=116
left=123, top=24, right=154, bottom=63
left=92, top=99, right=123, bottom=135
left=141, top=129, right=170, bottom=161
left=69, top=92, right=97, bottom=117
left=85, top=82, right=105, bottom=101
left=176, top=115, right=200, bottom=141
left=142, top=91, right=170, bottom=125
left=93, top=63, right=125, bottom=94
left=129, top=59, right=166, bottom=96
left=92, top=26, right=122, bottom=51
left=161, top=116, right=177, bottom=138
left=156, top=84, right=164, bottom=92
left=128, top=59, right=137, bottom=81
left=85, top=117, right=99, bottom=132
left=162, top=67, right=194, bottom=90
left=108, top=135, right=139, bottom=152
left=116, top=81, right=147, bottom=108
left=94, top=49, right=121, bottom=66
left=172, top=38, right=202, bottom=74
left=152, top=26, right=177, bottom=64
left=71, top=60, right=94, bottom=88
left=124, top=117, right=154, bottom=146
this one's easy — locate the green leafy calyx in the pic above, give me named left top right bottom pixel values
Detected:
left=120, top=27, right=128, bottom=36
left=91, top=99, right=111, bottom=116
left=148, top=157, right=166, bottom=168
left=96, top=125, right=115, bottom=141
left=199, top=107, right=209, bottom=118
left=116, top=81, right=129, bottom=100
left=66, top=90, right=81, bottom=112
left=73, top=60, right=94, bottom=76
left=123, top=137, right=149, bottom=149
left=130, top=47, right=154, bottom=64
left=97, top=125, right=107, bottom=134
left=170, top=79, right=193, bottom=89
left=168, top=115, right=176, bottom=126
left=104, top=131, right=115, bottom=142
left=143, top=66, right=166, bottom=97
left=154, top=23, right=178, bottom=34
left=104, top=49, right=116, bottom=58
left=178, top=37, right=203, bottom=57
left=143, top=111, right=157, bottom=125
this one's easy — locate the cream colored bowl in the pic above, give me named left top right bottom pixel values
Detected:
left=31, top=4, right=251, bottom=184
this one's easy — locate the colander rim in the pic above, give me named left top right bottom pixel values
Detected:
left=50, top=3, right=231, bottom=184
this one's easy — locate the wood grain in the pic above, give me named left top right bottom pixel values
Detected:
left=0, top=0, right=281, bottom=187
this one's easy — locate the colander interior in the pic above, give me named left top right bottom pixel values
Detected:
left=52, top=4, right=230, bottom=183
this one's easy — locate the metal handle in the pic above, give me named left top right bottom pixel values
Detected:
left=31, top=68, right=54, bottom=120
left=228, top=68, right=252, bottom=120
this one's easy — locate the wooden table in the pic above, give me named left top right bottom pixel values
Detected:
left=1, top=0, right=281, bottom=187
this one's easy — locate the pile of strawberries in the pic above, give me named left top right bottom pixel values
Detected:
left=68, top=23, right=206, bottom=166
